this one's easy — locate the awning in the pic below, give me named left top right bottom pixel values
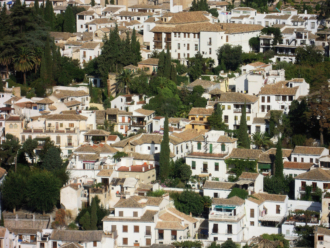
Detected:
left=259, top=163, right=271, bottom=170
left=259, top=215, right=284, bottom=222
left=215, top=205, right=236, bottom=210
left=198, top=174, right=209, bottom=177
left=236, top=180, right=254, bottom=185
left=7, top=1, right=13, bottom=4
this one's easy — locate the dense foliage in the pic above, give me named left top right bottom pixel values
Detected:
left=228, top=188, right=248, bottom=199
left=217, top=44, right=242, bottom=72
left=174, top=191, right=210, bottom=216
left=160, top=115, right=170, bottom=181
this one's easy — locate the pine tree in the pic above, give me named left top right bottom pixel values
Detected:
left=91, top=0, right=95, bottom=6
left=63, top=6, right=75, bottom=33
left=208, top=104, right=226, bottom=130
left=164, top=46, right=171, bottom=79
left=160, top=115, right=170, bottom=181
left=34, top=0, right=39, bottom=14
left=157, top=50, right=165, bottom=77
left=274, top=139, right=284, bottom=178
left=90, top=198, right=98, bottom=230
left=237, top=102, right=250, bottom=149
left=170, top=64, right=177, bottom=83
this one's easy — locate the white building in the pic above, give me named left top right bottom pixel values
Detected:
left=131, top=109, right=155, bottom=133
left=77, top=10, right=101, bottom=33
left=314, top=226, right=330, bottom=248
left=79, top=42, right=103, bottom=67
left=283, top=161, right=313, bottom=178
left=203, top=181, right=235, bottom=199
left=291, top=146, right=329, bottom=165
left=111, top=94, right=147, bottom=112
left=60, top=183, right=84, bottom=218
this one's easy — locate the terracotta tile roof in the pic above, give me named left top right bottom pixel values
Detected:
left=187, top=152, right=227, bottom=158
left=295, top=168, right=330, bottom=181
left=134, top=108, right=155, bottom=116
left=187, top=79, right=216, bottom=89
left=170, top=129, right=207, bottom=145
left=164, top=11, right=209, bottom=24
left=155, top=221, right=186, bottom=230
left=53, top=90, right=88, bottom=99
left=4, top=96, right=22, bottom=105
left=51, top=230, right=103, bottom=242
left=290, top=15, right=305, bottom=22
left=138, top=58, right=159, bottom=65
left=159, top=212, right=181, bottom=222
left=43, top=114, right=87, bottom=121
left=292, top=146, right=326, bottom=155
left=248, top=62, right=267, bottom=67
left=114, top=196, right=163, bottom=208
left=6, top=116, right=21, bottom=121
left=315, top=226, right=330, bottom=236
left=217, top=136, right=238, bottom=143
left=234, top=7, right=256, bottom=10
left=129, top=4, right=162, bottom=8
left=65, top=41, right=83, bottom=46
left=61, top=110, right=78, bottom=115
left=228, top=148, right=263, bottom=160
left=116, top=163, right=155, bottom=172
left=145, top=17, right=156, bottom=23
left=64, top=100, right=81, bottom=107
left=60, top=243, right=83, bottom=248
left=188, top=108, right=213, bottom=116
left=208, top=1, right=229, bottom=5
left=264, top=14, right=291, bottom=20
left=248, top=193, right=287, bottom=205
left=97, top=169, right=113, bottom=177
left=284, top=162, right=313, bottom=170
left=208, top=88, right=224, bottom=95
left=259, top=81, right=298, bottom=95
left=78, top=154, right=99, bottom=161
left=36, top=98, right=54, bottom=104
left=103, top=210, right=158, bottom=222
left=50, top=32, right=75, bottom=40
left=107, top=135, right=119, bottom=141
left=81, top=42, right=103, bottom=49
left=77, top=10, right=96, bottom=16
left=239, top=172, right=259, bottom=180
left=231, top=15, right=250, bottom=20
left=75, top=143, right=117, bottom=154
left=127, top=152, right=158, bottom=161
left=14, top=102, right=37, bottom=108
left=167, top=207, right=198, bottom=223
left=204, top=181, right=235, bottom=189
left=130, top=134, right=162, bottom=145
left=85, top=129, right=110, bottom=136
left=212, top=196, right=245, bottom=206
left=9, top=228, right=42, bottom=234
left=86, top=18, right=115, bottom=25
left=218, top=92, right=258, bottom=103
left=253, top=117, right=267, bottom=124
left=154, top=116, right=164, bottom=120
left=102, top=7, right=122, bottom=12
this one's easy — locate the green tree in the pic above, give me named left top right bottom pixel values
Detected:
left=237, top=102, right=250, bottom=149
left=208, top=104, right=226, bottom=130
left=227, top=188, right=248, bottom=199
left=189, top=52, right=203, bottom=81
left=179, top=164, right=192, bottom=182
left=27, top=170, right=61, bottom=213
left=34, top=0, right=39, bottom=14
left=249, top=37, right=260, bottom=52
left=217, top=44, right=242, bottom=71
left=13, top=47, right=35, bottom=85
left=157, top=50, right=165, bottom=77
left=63, top=6, right=75, bottom=33
left=91, top=0, right=95, bottom=6
left=296, top=45, right=323, bottom=66
left=220, top=239, right=236, bottom=248
left=21, top=138, right=38, bottom=163
left=294, top=225, right=314, bottom=247
left=159, top=115, right=170, bottom=181
left=113, top=151, right=128, bottom=161
left=0, top=134, right=21, bottom=169
left=261, top=27, right=282, bottom=45
left=131, top=28, right=141, bottom=65
left=44, top=0, right=54, bottom=30
left=79, top=211, right=91, bottom=230
left=174, top=190, right=204, bottom=216
left=274, top=139, right=283, bottom=178
left=41, top=146, right=62, bottom=171
left=110, top=0, right=114, bottom=4
left=116, top=69, right=133, bottom=94
left=164, top=46, right=171, bottom=79
left=90, top=197, right=98, bottom=230
left=170, top=64, right=177, bottom=83
left=105, top=0, right=109, bottom=4
left=2, top=172, right=27, bottom=213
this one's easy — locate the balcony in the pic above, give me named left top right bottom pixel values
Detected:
left=261, top=42, right=271, bottom=46
left=233, top=109, right=251, bottom=113
left=132, top=121, right=146, bottom=127
left=209, top=212, right=244, bottom=221
left=164, top=38, right=171, bottom=42
left=201, top=169, right=208, bottom=173
left=66, top=142, right=74, bottom=147
left=153, top=37, right=162, bottom=42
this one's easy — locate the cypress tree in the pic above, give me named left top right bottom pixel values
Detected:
left=123, top=32, right=131, bottom=66
left=105, top=0, right=109, bottom=5
left=44, top=0, right=54, bottom=30
left=157, top=50, right=165, bottom=77
left=91, top=0, right=95, bottom=6
left=237, top=102, right=250, bottom=149
left=110, top=0, right=114, bottom=4
left=131, top=28, right=141, bottom=65
left=274, top=139, right=284, bottom=178
left=40, top=52, right=47, bottom=83
left=63, top=6, right=75, bottom=33
left=164, top=46, right=171, bottom=79
left=34, top=0, right=39, bottom=14
left=160, top=115, right=170, bottom=181
left=16, top=0, right=22, bottom=6
left=90, top=198, right=97, bottom=230
left=44, top=36, right=53, bottom=85
left=170, top=64, right=177, bottom=83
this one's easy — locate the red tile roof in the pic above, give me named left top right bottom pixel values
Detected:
left=107, top=135, right=119, bottom=141
left=284, top=162, right=313, bottom=170
left=117, top=163, right=155, bottom=172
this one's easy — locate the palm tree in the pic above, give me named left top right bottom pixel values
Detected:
left=116, top=69, right=133, bottom=94
left=251, top=132, right=270, bottom=150
left=0, top=45, right=15, bottom=79
left=13, top=47, right=35, bottom=85
left=33, top=47, right=43, bottom=73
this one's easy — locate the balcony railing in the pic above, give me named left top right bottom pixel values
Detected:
left=132, top=121, right=146, bottom=126
left=233, top=109, right=251, bottom=113
left=164, top=38, right=171, bottom=42
left=201, top=169, right=208, bottom=173
left=261, top=42, right=271, bottom=46
left=66, top=142, right=73, bottom=147
left=153, top=38, right=162, bottom=42
left=209, top=212, right=244, bottom=220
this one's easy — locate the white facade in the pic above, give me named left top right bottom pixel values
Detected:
left=77, top=11, right=100, bottom=33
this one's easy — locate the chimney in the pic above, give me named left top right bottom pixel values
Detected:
left=190, top=212, right=192, bottom=217
left=142, top=167, right=145, bottom=172
left=148, top=164, right=150, bottom=169
left=304, top=10, right=307, bottom=14
left=129, top=166, right=131, bottom=171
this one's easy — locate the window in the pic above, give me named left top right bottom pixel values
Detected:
left=40, top=243, right=45, bottom=248
left=56, top=136, right=60, bottom=144
left=247, top=116, right=250, bottom=121
left=119, top=211, right=123, bottom=217
left=323, top=183, right=330, bottom=190
left=224, top=115, right=228, bottom=123
left=187, top=33, right=190, bottom=38
left=214, top=193, right=218, bottom=198
left=178, top=43, right=180, bottom=49
left=312, top=182, right=317, bottom=190
left=158, top=230, right=164, bottom=240
left=187, top=53, right=190, bottom=58
left=52, top=242, right=57, bottom=248
left=195, top=44, right=198, bottom=51
left=187, top=44, right=190, bottom=50
left=267, top=96, right=270, bottom=103
left=192, top=161, right=196, bottom=170
left=276, top=205, right=280, bottom=214
left=22, top=135, right=25, bottom=143
left=227, top=105, right=231, bottom=110
left=133, top=211, right=138, bottom=217
left=209, top=48, right=211, bottom=54
left=212, top=224, right=218, bottom=233
left=215, top=162, right=219, bottom=171
left=146, top=239, right=151, bottom=245
left=281, top=105, right=285, bottom=110
left=221, top=143, right=226, bottom=152
left=134, top=226, right=139, bottom=233
left=282, top=96, right=287, bottom=101
left=146, top=226, right=151, bottom=235
left=148, top=146, right=150, bottom=150
left=171, top=230, right=177, bottom=240
left=288, top=96, right=293, bottom=101
left=123, top=225, right=128, bottom=232
left=262, top=96, right=265, bottom=103
left=178, top=33, right=181, bottom=38
left=294, top=157, right=297, bottom=162
left=318, top=235, right=324, bottom=241
left=256, top=126, right=261, bottom=133
left=69, top=123, right=74, bottom=128
left=197, top=142, right=201, bottom=150
left=301, top=157, right=304, bottom=162
left=178, top=53, right=180, bottom=59
left=261, top=105, right=265, bottom=112
left=227, top=225, right=232, bottom=234
left=235, top=116, right=238, bottom=120
left=93, top=242, right=97, bottom=247
left=250, top=209, right=254, bottom=218
left=123, top=238, right=128, bottom=245
left=111, top=225, right=116, bottom=232
left=184, top=33, right=186, bottom=38
left=310, top=158, right=313, bottom=163
left=275, top=95, right=280, bottom=101
left=250, top=221, right=254, bottom=226
left=174, top=33, right=177, bottom=37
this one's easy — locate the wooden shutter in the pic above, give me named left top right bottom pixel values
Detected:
left=227, top=224, right=232, bottom=234
left=250, top=208, right=254, bottom=218
left=276, top=205, right=280, bottom=214
left=123, top=225, right=128, bottom=232
left=111, top=225, right=116, bottom=232
left=133, top=211, right=138, bottom=217
left=146, top=239, right=151, bottom=245
left=134, top=226, right=139, bottom=233
left=123, top=238, right=128, bottom=245
left=119, top=211, right=123, bottom=217
left=212, top=224, right=218, bottom=233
